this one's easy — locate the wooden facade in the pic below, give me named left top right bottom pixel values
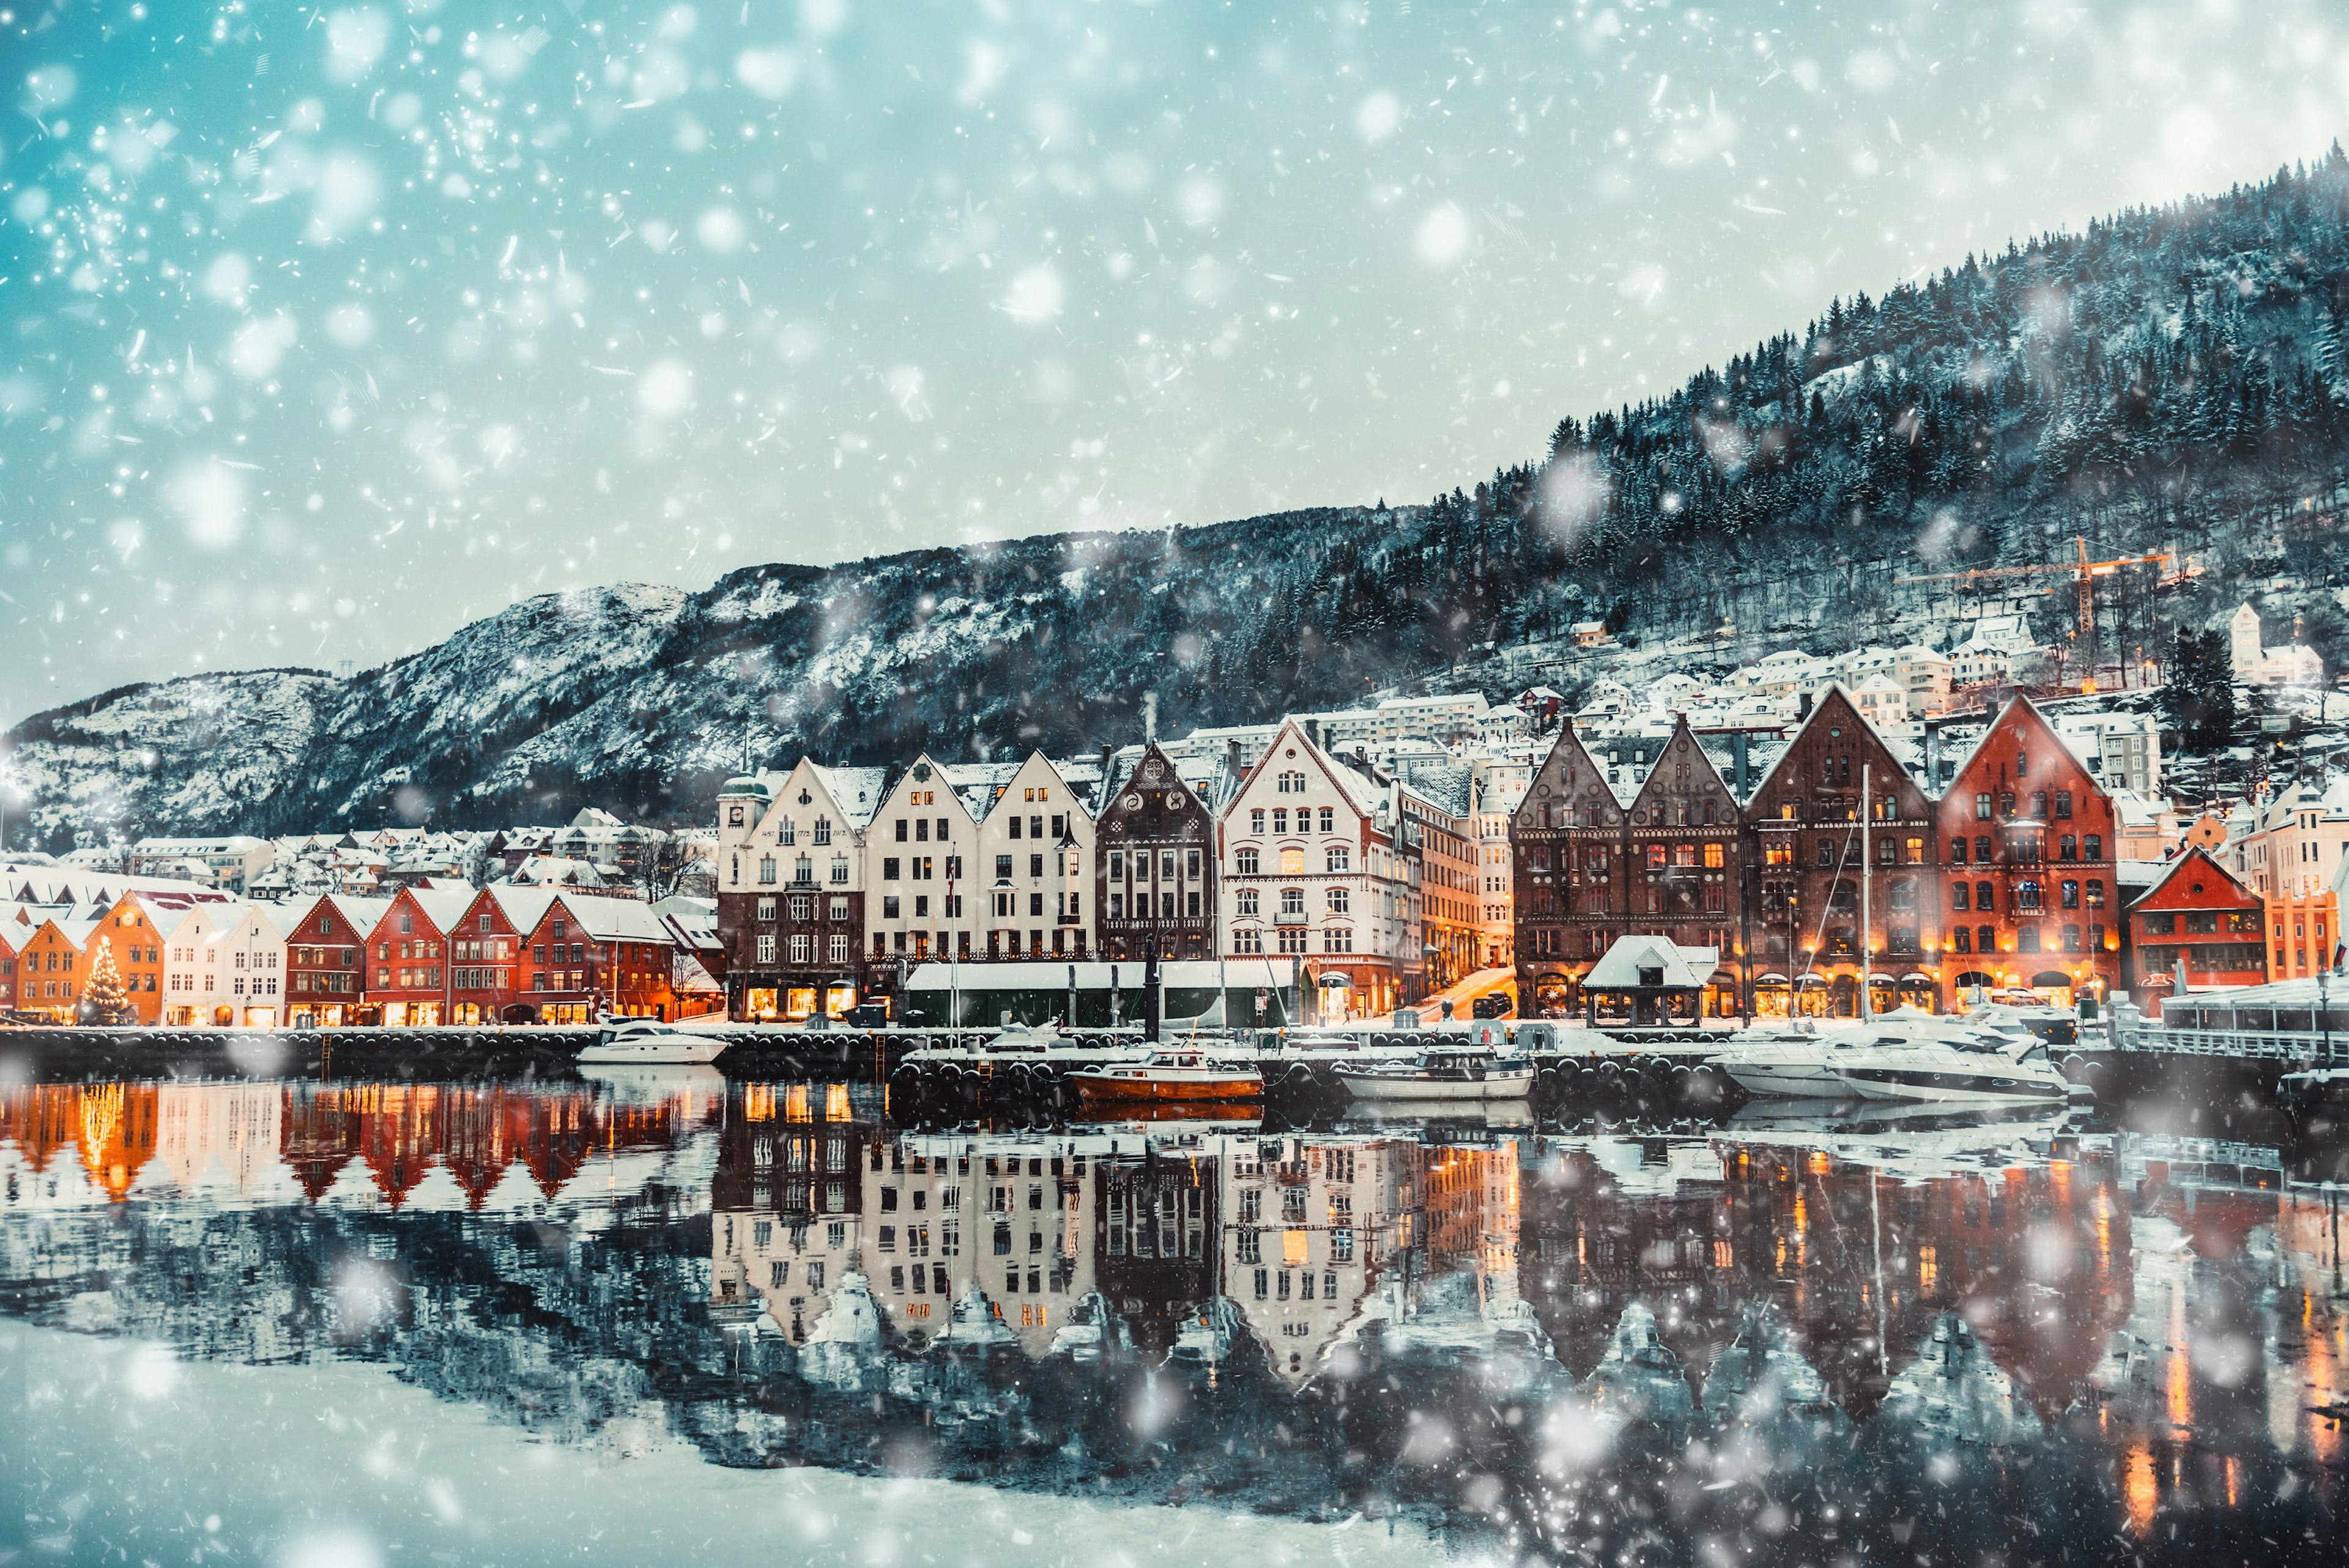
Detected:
left=1745, top=689, right=1940, bottom=1016
left=2124, top=848, right=2267, bottom=1008
left=1094, top=743, right=1219, bottom=962
left=1936, top=694, right=2121, bottom=1005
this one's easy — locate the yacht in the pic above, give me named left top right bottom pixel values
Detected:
left=1716, top=1016, right=2074, bottom=1106
left=576, top=1019, right=731, bottom=1066
left=1335, top=1045, right=1535, bottom=1103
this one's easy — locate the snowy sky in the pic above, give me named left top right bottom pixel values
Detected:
left=4, top=0, right=2347, bottom=724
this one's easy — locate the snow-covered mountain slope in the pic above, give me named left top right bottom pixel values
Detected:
left=13, top=154, right=2349, bottom=844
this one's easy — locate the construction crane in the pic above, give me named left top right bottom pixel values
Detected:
left=1896, top=535, right=2174, bottom=647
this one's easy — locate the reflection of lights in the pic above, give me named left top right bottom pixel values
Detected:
left=2123, top=1443, right=2157, bottom=1535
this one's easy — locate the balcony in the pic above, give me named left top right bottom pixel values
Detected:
left=1274, top=911, right=1309, bottom=926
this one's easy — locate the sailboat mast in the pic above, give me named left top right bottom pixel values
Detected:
left=1860, top=764, right=1871, bottom=1019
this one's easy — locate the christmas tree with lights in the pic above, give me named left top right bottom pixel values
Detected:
left=78, top=936, right=132, bottom=1025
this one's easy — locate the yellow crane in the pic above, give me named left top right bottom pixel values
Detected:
left=1896, top=534, right=2173, bottom=647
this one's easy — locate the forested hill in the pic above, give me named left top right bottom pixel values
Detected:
left=10, top=151, right=2349, bottom=844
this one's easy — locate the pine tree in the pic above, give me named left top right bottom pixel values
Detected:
left=80, top=936, right=132, bottom=1025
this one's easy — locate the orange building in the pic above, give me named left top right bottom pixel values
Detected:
left=9, top=912, right=95, bottom=1022
left=84, top=894, right=167, bottom=1024
left=2124, top=847, right=2266, bottom=1010
left=1936, top=694, right=2122, bottom=1006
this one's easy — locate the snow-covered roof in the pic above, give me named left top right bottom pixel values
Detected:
left=1584, top=935, right=1716, bottom=989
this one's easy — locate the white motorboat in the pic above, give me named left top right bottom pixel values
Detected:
left=1716, top=1017, right=2074, bottom=1106
left=576, top=1020, right=730, bottom=1066
left=1710, top=1021, right=1853, bottom=1099
left=1335, top=1045, right=1535, bottom=1102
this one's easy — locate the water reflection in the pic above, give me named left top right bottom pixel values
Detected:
left=1, top=1074, right=2343, bottom=1560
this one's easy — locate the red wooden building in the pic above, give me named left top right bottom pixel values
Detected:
left=1935, top=694, right=2121, bottom=1008
left=284, top=894, right=390, bottom=1028
left=514, top=891, right=678, bottom=1022
left=360, top=886, right=475, bottom=1027
left=2123, top=847, right=2267, bottom=1009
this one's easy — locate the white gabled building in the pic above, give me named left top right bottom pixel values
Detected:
left=966, top=751, right=1097, bottom=963
left=216, top=899, right=300, bottom=1028
left=149, top=897, right=245, bottom=1026
left=863, top=756, right=984, bottom=1008
left=1218, top=719, right=1407, bottom=1021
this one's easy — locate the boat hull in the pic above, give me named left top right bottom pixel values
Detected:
left=1070, top=1073, right=1264, bottom=1102
left=1335, top=1069, right=1534, bottom=1102
left=576, top=1037, right=729, bottom=1066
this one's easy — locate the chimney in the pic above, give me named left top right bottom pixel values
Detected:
left=1924, top=720, right=1942, bottom=789
left=1304, top=717, right=1321, bottom=750
left=1143, top=691, right=1158, bottom=744
left=1099, top=741, right=1113, bottom=788
left=1797, top=690, right=1814, bottom=720
left=1226, top=738, right=1243, bottom=779
left=1732, top=730, right=1750, bottom=797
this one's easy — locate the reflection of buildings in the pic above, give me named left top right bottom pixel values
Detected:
left=1096, top=1144, right=1212, bottom=1359
left=1519, top=1129, right=2138, bottom=1423
left=1218, top=1134, right=1417, bottom=1384
left=709, top=1083, right=874, bottom=1341
left=155, top=1083, right=283, bottom=1193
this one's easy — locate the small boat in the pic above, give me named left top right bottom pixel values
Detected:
left=1335, top=1045, right=1534, bottom=1102
left=2278, top=1066, right=2349, bottom=1124
left=577, top=1020, right=730, bottom=1066
left=1717, top=1017, right=2075, bottom=1106
left=1068, top=1049, right=1263, bottom=1102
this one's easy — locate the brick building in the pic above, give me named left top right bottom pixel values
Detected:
left=1745, top=688, right=1940, bottom=1016
left=1511, top=722, right=1628, bottom=1019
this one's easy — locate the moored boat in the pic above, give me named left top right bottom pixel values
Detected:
left=1068, top=1049, right=1264, bottom=1102
left=576, top=1020, right=730, bottom=1066
left=1335, top=1045, right=1534, bottom=1102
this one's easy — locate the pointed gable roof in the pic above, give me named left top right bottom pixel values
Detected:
left=1745, top=683, right=1931, bottom=814
left=1512, top=719, right=1614, bottom=828
left=1234, top=717, right=1387, bottom=822
left=2132, top=845, right=2259, bottom=910
left=1624, top=715, right=1736, bottom=823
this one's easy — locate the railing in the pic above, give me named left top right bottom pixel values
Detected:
left=2112, top=1023, right=2349, bottom=1065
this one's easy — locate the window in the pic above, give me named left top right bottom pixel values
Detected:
left=1277, top=770, right=1305, bottom=793
left=1953, top=883, right=1970, bottom=912
left=759, top=856, right=777, bottom=885
left=2060, top=880, right=2079, bottom=909
left=790, top=893, right=813, bottom=921
left=789, top=934, right=812, bottom=964
left=1953, top=927, right=1972, bottom=953
left=1951, top=838, right=1969, bottom=865
left=1326, top=887, right=1350, bottom=915
left=1235, top=889, right=1260, bottom=916
left=1322, top=926, right=1353, bottom=953
left=1326, top=847, right=1351, bottom=874
left=756, top=934, right=777, bottom=965
left=2055, top=791, right=2073, bottom=819
left=1279, top=848, right=1305, bottom=875
left=781, top=819, right=796, bottom=845
left=2084, top=834, right=2101, bottom=861
left=1704, top=842, right=1725, bottom=869
left=882, top=895, right=900, bottom=920
left=1249, top=809, right=1265, bottom=833
left=1236, top=849, right=1260, bottom=875
left=1318, top=807, right=1334, bottom=833
left=1280, top=887, right=1305, bottom=916
left=1234, top=929, right=1263, bottom=954
left=1975, top=792, right=1992, bottom=820
left=2018, top=927, right=2042, bottom=953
